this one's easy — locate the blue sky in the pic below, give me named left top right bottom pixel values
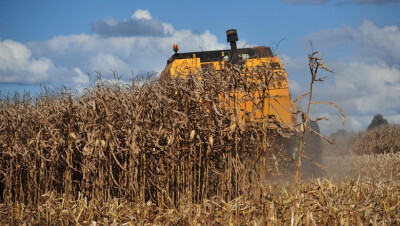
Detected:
left=1, top=0, right=400, bottom=135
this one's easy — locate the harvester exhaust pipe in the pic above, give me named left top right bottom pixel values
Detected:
left=226, top=29, right=238, bottom=62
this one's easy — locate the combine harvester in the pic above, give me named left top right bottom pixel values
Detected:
left=161, top=29, right=322, bottom=178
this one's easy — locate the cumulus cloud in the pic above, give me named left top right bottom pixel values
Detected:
left=299, top=20, right=400, bottom=65
left=0, top=39, right=54, bottom=83
left=132, top=9, right=152, bottom=20
left=27, top=29, right=227, bottom=78
left=313, top=61, right=400, bottom=112
left=345, top=20, right=400, bottom=65
left=88, top=52, right=132, bottom=73
left=0, top=10, right=228, bottom=91
left=308, top=61, right=400, bottom=134
left=299, top=61, right=400, bottom=135
left=288, top=20, right=400, bottom=134
left=72, top=67, right=89, bottom=93
left=91, top=9, right=173, bottom=37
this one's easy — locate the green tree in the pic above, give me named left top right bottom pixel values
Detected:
left=367, top=114, right=388, bottom=130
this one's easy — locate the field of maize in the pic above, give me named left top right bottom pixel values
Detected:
left=0, top=53, right=399, bottom=225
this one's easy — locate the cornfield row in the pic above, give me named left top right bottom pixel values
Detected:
left=1, top=175, right=399, bottom=225
left=349, top=125, right=400, bottom=155
left=0, top=64, right=300, bottom=210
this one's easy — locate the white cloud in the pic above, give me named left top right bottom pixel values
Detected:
left=306, top=61, right=400, bottom=135
left=44, top=34, right=93, bottom=55
left=92, top=9, right=173, bottom=37
left=288, top=20, right=400, bottom=134
left=72, top=68, right=88, bottom=85
left=30, top=30, right=224, bottom=75
left=305, top=21, right=400, bottom=122
left=331, top=62, right=400, bottom=113
left=0, top=39, right=53, bottom=83
left=345, top=20, right=400, bottom=65
left=72, top=67, right=89, bottom=93
left=88, top=52, right=132, bottom=74
left=162, top=23, right=175, bottom=35
left=300, top=20, right=400, bottom=65
left=0, top=10, right=228, bottom=89
left=132, top=9, right=152, bottom=20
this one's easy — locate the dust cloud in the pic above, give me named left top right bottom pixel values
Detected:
left=322, top=134, right=400, bottom=183
left=265, top=133, right=400, bottom=185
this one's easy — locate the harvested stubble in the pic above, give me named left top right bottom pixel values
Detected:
left=0, top=177, right=399, bottom=225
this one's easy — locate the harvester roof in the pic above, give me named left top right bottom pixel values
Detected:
left=166, top=46, right=274, bottom=65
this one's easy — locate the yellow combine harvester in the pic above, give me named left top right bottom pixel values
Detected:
left=161, top=29, right=297, bottom=129
left=160, top=29, right=323, bottom=178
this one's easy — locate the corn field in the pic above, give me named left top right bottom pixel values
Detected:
left=0, top=53, right=399, bottom=225
left=349, top=125, right=400, bottom=155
